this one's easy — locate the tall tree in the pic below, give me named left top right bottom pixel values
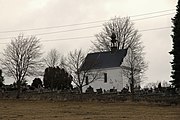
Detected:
left=92, top=17, right=140, bottom=51
left=66, top=49, right=100, bottom=93
left=122, top=46, right=146, bottom=93
left=44, top=49, right=61, bottom=67
left=169, top=0, right=180, bottom=88
left=92, top=17, right=147, bottom=93
left=0, top=34, right=42, bottom=98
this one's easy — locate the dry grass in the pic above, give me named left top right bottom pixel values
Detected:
left=0, top=99, right=180, bottom=120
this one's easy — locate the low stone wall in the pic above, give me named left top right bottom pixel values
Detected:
left=19, top=92, right=129, bottom=102
left=133, top=93, right=180, bottom=105
left=0, top=91, right=180, bottom=105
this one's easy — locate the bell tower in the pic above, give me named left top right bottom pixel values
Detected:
left=110, top=32, right=118, bottom=53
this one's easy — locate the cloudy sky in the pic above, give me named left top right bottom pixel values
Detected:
left=0, top=0, right=178, bottom=85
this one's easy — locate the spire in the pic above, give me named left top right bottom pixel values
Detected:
left=110, top=32, right=118, bottom=53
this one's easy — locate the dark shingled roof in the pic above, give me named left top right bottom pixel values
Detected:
left=80, top=49, right=127, bottom=71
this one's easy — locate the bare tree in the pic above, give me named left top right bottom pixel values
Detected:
left=44, top=49, right=60, bottom=67
left=121, top=46, right=147, bottom=93
left=59, top=55, right=67, bottom=69
left=0, top=34, right=42, bottom=98
left=92, top=17, right=147, bottom=93
left=92, top=17, right=140, bottom=51
left=66, top=49, right=101, bottom=93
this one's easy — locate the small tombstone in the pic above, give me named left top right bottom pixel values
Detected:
left=110, top=88, right=117, bottom=93
left=96, top=88, right=102, bottom=94
left=121, top=87, right=129, bottom=94
left=85, top=86, right=94, bottom=93
left=38, top=85, right=43, bottom=93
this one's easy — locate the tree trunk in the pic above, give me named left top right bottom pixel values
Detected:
left=79, top=85, right=83, bottom=94
left=16, top=80, right=21, bottom=99
left=78, top=85, right=83, bottom=101
left=130, top=72, right=135, bottom=101
left=130, top=80, right=134, bottom=94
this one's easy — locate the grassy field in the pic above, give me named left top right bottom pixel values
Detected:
left=0, top=99, right=180, bottom=120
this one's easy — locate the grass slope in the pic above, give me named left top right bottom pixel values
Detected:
left=0, top=99, right=180, bottom=120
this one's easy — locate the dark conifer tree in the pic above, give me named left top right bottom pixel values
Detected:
left=43, top=67, right=73, bottom=90
left=170, top=0, right=180, bottom=88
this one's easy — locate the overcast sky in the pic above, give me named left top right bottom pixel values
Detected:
left=0, top=0, right=178, bottom=85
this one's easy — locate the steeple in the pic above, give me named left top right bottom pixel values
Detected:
left=110, top=32, right=118, bottom=53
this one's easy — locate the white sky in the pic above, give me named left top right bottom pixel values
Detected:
left=0, top=0, right=178, bottom=85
